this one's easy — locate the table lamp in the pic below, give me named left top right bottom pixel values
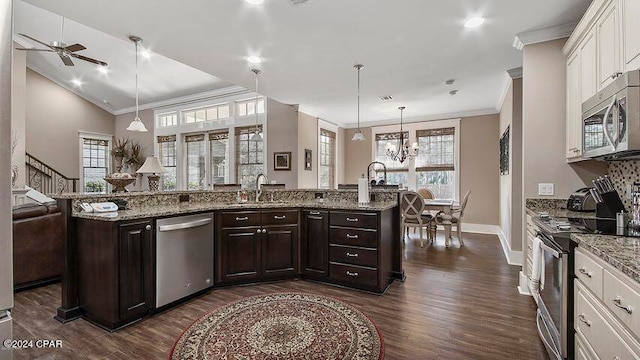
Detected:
left=136, top=156, right=166, bottom=191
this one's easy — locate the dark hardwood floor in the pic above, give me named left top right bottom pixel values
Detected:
left=12, top=232, right=548, bottom=359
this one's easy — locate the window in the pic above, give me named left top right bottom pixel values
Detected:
left=158, top=113, right=178, bottom=127
left=210, top=131, right=229, bottom=185
left=182, top=104, right=230, bottom=124
left=236, top=98, right=265, bottom=117
left=375, top=132, right=409, bottom=187
left=185, top=134, right=206, bottom=190
left=236, top=125, right=264, bottom=189
left=319, top=129, right=335, bottom=189
left=81, top=138, right=109, bottom=193
left=416, top=128, right=455, bottom=199
left=158, top=135, right=177, bottom=190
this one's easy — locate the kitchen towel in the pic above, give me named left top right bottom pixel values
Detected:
left=529, top=236, right=543, bottom=294
left=358, top=176, right=370, bottom=205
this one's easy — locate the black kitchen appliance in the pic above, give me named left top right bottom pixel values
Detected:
left=566, top=188, right=596, bottom=212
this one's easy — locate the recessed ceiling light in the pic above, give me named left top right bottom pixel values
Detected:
left=97, top=66, right=108, bottom=75
left=445, top=79, right=455, bottom=86
left=246, top=0, right=264, bottom=4
left=449, top=90, right=459, bottom=96
left=71, top=79, right=82, bottom=87
left=247, top=56, right=262, bottom=64
left=464, top=17, right=485, bottom=28
left=379, top=95, right=394, bottom=101
left=140, top=49, right=151, bottom=59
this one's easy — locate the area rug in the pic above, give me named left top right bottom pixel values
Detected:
left=168, top=292, right=384, bottom=360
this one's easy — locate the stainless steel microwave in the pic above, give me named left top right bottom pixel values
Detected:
left=582, top=70, right=640, bottom=160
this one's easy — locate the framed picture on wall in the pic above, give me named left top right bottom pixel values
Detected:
left=304, top=149, right=312, bottom=171
left=274, top=152, right=292, bottom=171
left=500, top=126, right=509, bottom=175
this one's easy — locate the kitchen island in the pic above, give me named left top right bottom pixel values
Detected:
left=51, top=189, right=402, bottom=330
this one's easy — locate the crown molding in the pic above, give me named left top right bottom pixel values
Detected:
left=562, top=0, right=610, bottom=55
left=298, top=104, right=333, bottom=122
left=496, top=72, right=512, bottom=113
left=512, top=22, right=576, bottom=51
left=507, top=67, right=523, bottom=79
left=342, top=108, right=498, bottom=129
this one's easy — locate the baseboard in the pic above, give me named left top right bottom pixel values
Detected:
left=497, top=229, right=523, bottom=266
left=517, top=271, right=532, bottom=296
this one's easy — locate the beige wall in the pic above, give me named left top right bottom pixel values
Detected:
left=297, top=112, right=318, bottom=188
left=336, top=127, right=345, bottom=185
left=267, top=99, right=298, bottom=188
left=114, top=108, right=155, bottom=158
left=11, top=46, right=26, bottom=188
left=522, top=39, right=607, bottom=200
left=25, top=69, right=115, bottom=178
left=499, top=78, right=524, bottom=252
left=459, top=114, right=500, bottom=226
left=343, top=127, right=373, bottom=184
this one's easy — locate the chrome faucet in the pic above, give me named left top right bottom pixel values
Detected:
left=255, top=173, right=268, bottom=202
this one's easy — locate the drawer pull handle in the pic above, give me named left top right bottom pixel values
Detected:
left=578, top=313, right=592, bottom=327
left=346, top=252, right=359, bottom=258
left=346, top=217, right=359, bottom=222
left=346, top=234, right=359, bottom=239
left=578, top=268, right=592, bottom=278
left=236, top=216, right=248, bottom=221
left=310, top=211, right=321, bottom=215
left=613, top=296, right=633, bottom=314
left=274, top=215, right=286, bottom=220
left=527, top=245, right=532, bottom=251
left=346, top=271, right=359, bottom=277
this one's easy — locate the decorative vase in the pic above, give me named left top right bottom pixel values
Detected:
left=114, top=157, right=123, bottom=173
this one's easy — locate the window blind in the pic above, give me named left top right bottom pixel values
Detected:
left=416, top=127, right=455, bottom=172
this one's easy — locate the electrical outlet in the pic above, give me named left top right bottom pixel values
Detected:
left=538, top=183, right=555, bottom=196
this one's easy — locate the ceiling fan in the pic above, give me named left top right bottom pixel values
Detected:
left=16, top=17, right=107, bottom=67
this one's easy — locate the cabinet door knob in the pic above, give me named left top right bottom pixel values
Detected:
left=262, top=229, right=267, bottom=234
left=145, top=225, right=152, bottom=231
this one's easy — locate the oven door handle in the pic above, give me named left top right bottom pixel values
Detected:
left=536, top=310, right=563, bottom=360
left=602, top=97, right=617, bottom=151
left=540, top=242, right=562, bottom=259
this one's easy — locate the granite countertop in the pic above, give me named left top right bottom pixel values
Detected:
left=525, top=198, right=598, bottom=219
left=74, top=200, right=398, bottom=222
left=572, top=233, right=640, bottom=285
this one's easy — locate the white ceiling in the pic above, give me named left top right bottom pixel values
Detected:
left=16, top=0, right=592, bottom=126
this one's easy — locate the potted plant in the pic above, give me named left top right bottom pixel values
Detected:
left=110, top=137, right=130, bottom=173
left=125, top=141, right=145, bottom=174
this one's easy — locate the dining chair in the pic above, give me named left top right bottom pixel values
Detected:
left=436, top=191, right=471, bottom=246
left=400, top=191, right=435, bottom=248
left=416, top=188, right=437, bottom=237
left=417, top=188, right=435, bottom=200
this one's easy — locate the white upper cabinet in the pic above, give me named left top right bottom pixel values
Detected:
left=581, top=30, right=598, bottom=103
left=567, top=50, right=583, bottom=160
left=597, top=1, right=622, bottom=89
left=622, top=0, right=640, bottom=71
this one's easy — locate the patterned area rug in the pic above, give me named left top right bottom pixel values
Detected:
left=168, top=292, right=384, bottom=360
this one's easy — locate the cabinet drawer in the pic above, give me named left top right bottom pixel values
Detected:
left=262, top=210, right=299, bottom=226
left=576, top=248, right=604, bottom=298
left=329, top=227, right=377, bottom=248
left=576, top=285, right=639, bottom=360
left=604, top=269, right=640, bottom=337
left=330, top=263, right=377, bottom=287
left=330, top=245, right=377, bottom=268
left=330, top=211, right=377, bottom=229
left=575, top=331, right=599, bottom=360
left=220, top=211, right=261, bottom=228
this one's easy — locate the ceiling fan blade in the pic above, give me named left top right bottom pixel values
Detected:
left=16, top=48, right=54, bottom=52
left=18, top=33, right=55, bottom=50
left=64, top=43, right=86, bottom=52
left=70, top=53, right=107, bottom=67
left=59, top=54, right=74, bottom=66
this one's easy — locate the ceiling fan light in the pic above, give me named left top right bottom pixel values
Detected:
left=352, top=129, right=366, bottom=142
left=126, top=116, right=148, bottom=132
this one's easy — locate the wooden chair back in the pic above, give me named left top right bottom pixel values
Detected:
left=417, top=188, right=435, bottom=200
left=400, top=191, right=426, bottom=221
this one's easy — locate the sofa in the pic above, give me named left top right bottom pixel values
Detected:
left=12, top=202, right=63, bottom=291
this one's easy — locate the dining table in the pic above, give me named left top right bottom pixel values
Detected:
left=424, top=199, right=455, bottom=246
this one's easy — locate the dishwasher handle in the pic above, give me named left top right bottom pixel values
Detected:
left=158, top=218, right=212, bottom=232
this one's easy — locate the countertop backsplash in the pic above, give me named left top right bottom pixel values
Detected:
left=608, top=160, right=640, bottom=213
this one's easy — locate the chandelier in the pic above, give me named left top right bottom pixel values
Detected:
left=386, top=106, right=418, bottom=163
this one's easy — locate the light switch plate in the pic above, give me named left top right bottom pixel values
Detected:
left=538, top=183, right=555, bottom=196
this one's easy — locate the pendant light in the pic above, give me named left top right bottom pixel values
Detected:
left=386, top=106, right=418, bottom=163
left=126, top=36, right=148, bottom=132
left=250, top=69, right=263, bottom=141
left=352, top=64, right=366, bottom=141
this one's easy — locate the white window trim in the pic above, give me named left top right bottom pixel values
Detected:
left=371, top=118, right=461, bottom=202
left=156, top=111, right=178, bottom=128
left=78, top=131, right=112, bottom=193
left=318, top=119, right=339, bottom=189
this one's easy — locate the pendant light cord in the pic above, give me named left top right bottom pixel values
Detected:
left=255, top=71, right=259, bottom=133
left=357, top=67, right=360, bottom=130
left=135, top=40, right=139, bottom=119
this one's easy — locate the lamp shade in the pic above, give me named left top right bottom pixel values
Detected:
left=136, top=156, right=166, bottom=174
left=126, top=116, right=148, bottom=132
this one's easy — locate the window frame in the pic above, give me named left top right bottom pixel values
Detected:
left=235, top=125, right=265, bottom=189
left=371, top=118, right=461, bottom=202
left=78, top=131, right=112, bottom=194
left=319, top=128, right=336, bottom=189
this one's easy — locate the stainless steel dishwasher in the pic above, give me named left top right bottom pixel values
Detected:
left=156, top=213, right=214, bottom=308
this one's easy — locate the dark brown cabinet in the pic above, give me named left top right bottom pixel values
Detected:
left=217, top=210, right=299, bottom=285
left=77, top=218, right=154, bottom=330
left=301, top=210, right=328, bottom=280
